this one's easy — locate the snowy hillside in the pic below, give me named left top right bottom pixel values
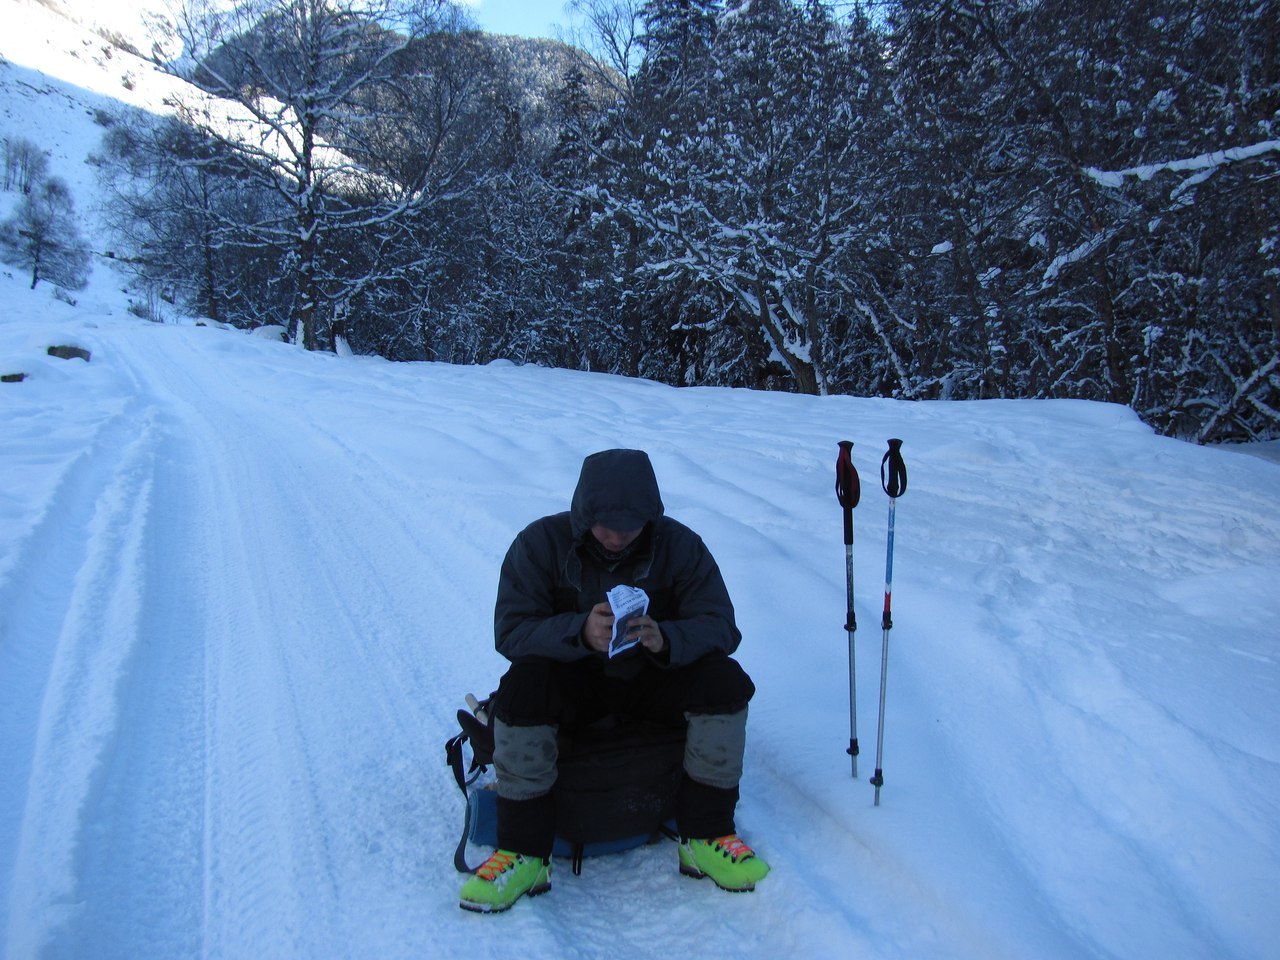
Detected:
left=0, top=0, right=184, bottom=177
left=2, top=2, right=1280, bottom=958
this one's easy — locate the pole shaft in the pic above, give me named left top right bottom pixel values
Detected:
left=845, top=542, right=858, bottom=777
left=836, top=441, right=861, bottom=779
left=872, top=497, right=896, bottom=806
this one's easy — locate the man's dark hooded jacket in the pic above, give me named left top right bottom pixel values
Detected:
left=495, top=449, right=741, bottom=669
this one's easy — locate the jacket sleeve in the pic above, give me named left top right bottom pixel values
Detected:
left=656, top=526, right=742, bottom=668
left=494, top=522, right=591, bottom=663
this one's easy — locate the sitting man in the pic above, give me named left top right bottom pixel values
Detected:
left=459, top=448, right=768, bottom=913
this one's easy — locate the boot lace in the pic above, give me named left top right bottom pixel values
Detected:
left=476, top=850, right=519, bottom=881
left=712, top=835, right=755, bottom=862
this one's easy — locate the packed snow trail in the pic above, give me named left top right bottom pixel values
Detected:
left=1, top=313, right=1277, bottom=959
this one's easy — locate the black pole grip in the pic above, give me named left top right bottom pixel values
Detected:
left=881, top=438, right=907, bottom=498
left=836, top=441, right=860, bottom=545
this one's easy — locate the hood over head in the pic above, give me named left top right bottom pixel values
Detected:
left=570, top=449, right=665, bottom=539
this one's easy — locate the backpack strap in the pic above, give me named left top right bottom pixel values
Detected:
left=453, top=791, right=477, bottom=873
left=446, top=702, right=497, bottom=796
left=445, top=729, right=472, bottom=796
left=444, top=727, right=477, bottom=873
left=445, top=695, right=497, bottom=874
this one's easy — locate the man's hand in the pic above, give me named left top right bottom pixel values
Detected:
left=629, top=614, right=666, bottom=654
left=582, top=602, right=614, bottom=652
left=583, top=604, right=666, bottom=654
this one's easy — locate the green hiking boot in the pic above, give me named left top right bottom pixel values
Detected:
left=678, top=834, right=770, bottom=892
left=459, top=849, right=552, bottom=913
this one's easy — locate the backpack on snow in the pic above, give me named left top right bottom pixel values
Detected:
left=444, top=692, right=684, bottom=875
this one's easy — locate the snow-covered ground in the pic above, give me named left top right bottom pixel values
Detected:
left=2, top=1, right=1279, bottom=957
left=3, top=278, right=1279, bottom=959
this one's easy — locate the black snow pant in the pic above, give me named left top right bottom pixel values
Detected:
left=491, top=652, right=755, bottom=857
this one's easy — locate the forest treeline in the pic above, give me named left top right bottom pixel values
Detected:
left=83, top=0, right=1279, bottom=442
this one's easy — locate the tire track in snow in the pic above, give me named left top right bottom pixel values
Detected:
left=0, top=398, right=167, bottom=959
left=204, top=371, right=549, bottom=950
left=0, top=399, right=146, bottom=859
left=68, top=327, right=521, bottom=956
left=2, top=328, right=363, bottom=957
left=44, top=417, right=211, bottom=959
left=101, top=335, right=360, bottom=957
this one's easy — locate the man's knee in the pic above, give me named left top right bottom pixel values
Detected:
left=684, top=707, right=747, bottom=789
left=493, top=658, right=562, bottom=725
left=493, top=718, right=558, bottom=801
left=684, top=654, right=755, bottom=715
left=679, top=656, right=753, bottom=789
left=492, top=660, right=563, bottom=801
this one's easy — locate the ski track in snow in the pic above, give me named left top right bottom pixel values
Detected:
left=0, top=316, right=1277, bottom=960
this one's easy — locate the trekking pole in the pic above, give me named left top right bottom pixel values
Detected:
left=835, top=441, right=861, bottom=777
left=871, top=439, right=907, bottom=806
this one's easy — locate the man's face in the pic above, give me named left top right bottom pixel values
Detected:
left=590, top=523, right=643, bottom=556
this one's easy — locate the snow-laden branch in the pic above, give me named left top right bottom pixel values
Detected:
left=1194, top=352, right=1280, bottom=444
left=1086, top=140, right=1280, bottom=192
left=1042, top=226, right=1120, bottom=284
left=1050, top=140, right=1280, bottom=288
